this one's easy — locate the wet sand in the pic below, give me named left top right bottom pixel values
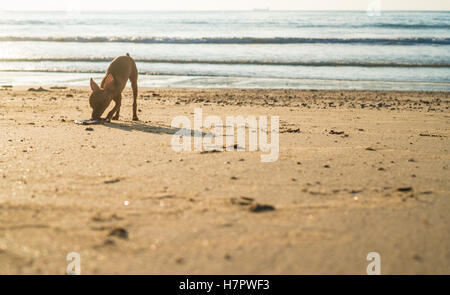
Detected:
left=0, top=86, right=449, bottom=274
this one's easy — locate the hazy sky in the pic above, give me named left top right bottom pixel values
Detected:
left=1, top=0, right=449, bottom=11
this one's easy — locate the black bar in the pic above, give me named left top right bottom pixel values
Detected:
left=1, top=275, right=448, bottom=293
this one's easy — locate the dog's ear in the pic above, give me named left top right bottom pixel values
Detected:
left=104, top=74, right=115, bottom=91
left=90, top=78, right=100, bottom=91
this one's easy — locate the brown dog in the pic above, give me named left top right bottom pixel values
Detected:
left=89, top=53, right=138, bottom=121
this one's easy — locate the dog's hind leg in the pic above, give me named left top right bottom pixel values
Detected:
left=130, top=61, right=139, bottom=121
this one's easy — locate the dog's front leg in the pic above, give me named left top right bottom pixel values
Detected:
left=106, top=94, right=122, bottom=121
left=112, top=94, right=122, bottom=120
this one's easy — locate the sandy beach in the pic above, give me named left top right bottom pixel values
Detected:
left=0, top=86, right=449, bottom=274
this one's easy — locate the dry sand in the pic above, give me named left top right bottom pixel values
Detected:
left=0, top=85, right=449, bottom=274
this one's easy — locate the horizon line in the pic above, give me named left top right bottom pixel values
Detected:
left=1, top=9, right=449, bottom=12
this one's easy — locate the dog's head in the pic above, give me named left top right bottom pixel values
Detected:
left=89, top=74, right=115, bottom=120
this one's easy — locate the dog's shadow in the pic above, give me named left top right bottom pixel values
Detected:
left=103, top=120, right=208, bottom=138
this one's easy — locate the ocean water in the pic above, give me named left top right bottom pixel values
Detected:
left=0, top=10, right=449, bottom=91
